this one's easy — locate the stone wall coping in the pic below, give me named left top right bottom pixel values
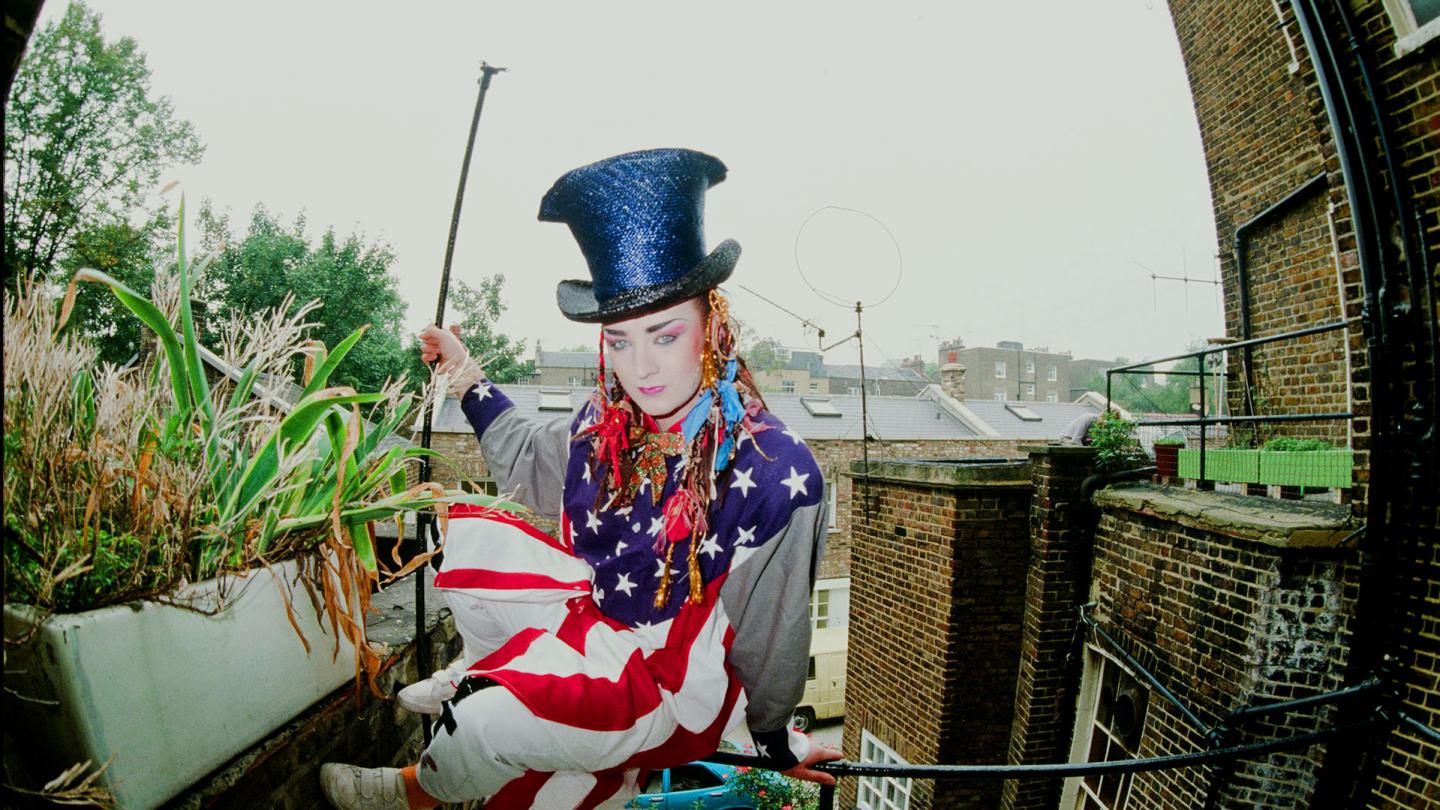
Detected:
left=845, top=458, right=1032, bottom=489
left=1093, top=483, right=1355, bottom=549
left=1019, top=443, right=1097, bottom=458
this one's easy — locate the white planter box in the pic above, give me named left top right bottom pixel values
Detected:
left=4, top=558, right=357, bottom=809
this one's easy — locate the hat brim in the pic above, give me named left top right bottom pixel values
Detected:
left=556, top=239, right=740, bottom=323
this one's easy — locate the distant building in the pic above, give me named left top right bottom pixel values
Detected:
left=531, top=349, right=599, bottom=388
left=752, top=346, right=932, bottom=396
left=942, top=341, right=1072, bottom=403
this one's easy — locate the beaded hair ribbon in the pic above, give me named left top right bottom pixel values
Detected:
left=574, top=289, right=771, bottom=607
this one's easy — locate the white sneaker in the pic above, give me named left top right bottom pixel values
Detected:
left=319, top=763, right=409, bottom=810
left=397, top=664, right=461, bottom=715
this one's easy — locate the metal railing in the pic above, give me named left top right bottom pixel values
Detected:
left=697, top=603, right=1398, bottom=809
left=1105, top=321, right=1352, bottom=487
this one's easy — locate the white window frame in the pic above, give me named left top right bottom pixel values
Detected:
left=1048, top=365, right=1059, bottom=382
left=1025, top=383, right=1036, bottom=398
left=810, top=587, right=830, bottom=630
left=809, top=381, right=822, bottom=393
left=994, top=391, right=1008, bottom=402
left=1047, top=391, right=1059, bottom=403
left=995, top=360, right=1006, bottom=378
left=1383, top=0, right=1440, bottom=56
left=1061, top=645, right=1150, bottom=809
left=857, top=731, right=912, bottom=810
left=1026, top=360, right=1035, bottom=375
left=782, top=380, right=796, bottom=393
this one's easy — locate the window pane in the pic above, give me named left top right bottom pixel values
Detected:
left=1414, top=0, right=1440, bottom=26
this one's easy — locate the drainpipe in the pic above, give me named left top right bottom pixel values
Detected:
left=1231, top=172, right=1327, bottom=416
left=1287, top=0, right=1422, bottom=801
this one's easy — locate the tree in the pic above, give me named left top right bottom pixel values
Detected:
left=202, top=203, right=411, bottom=393
left=407, top=275, right=533, bottom=386
left=1078, top=346, right=1203, bottom=415
left=4, top=1, right=204, bottom=286
left=55, top=219, right=164, bottom=364
left=744, top=336, right=787, bottom=374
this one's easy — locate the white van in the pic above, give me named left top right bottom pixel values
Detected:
left=794, top=627, right=847, bottom=732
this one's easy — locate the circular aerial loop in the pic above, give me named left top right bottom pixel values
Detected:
left=793, top=205, right=903, bottom=310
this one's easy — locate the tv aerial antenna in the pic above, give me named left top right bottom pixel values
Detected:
left=1136, top=247, right=1222, bottom=316
left=794, top=205, right=904, bottom=524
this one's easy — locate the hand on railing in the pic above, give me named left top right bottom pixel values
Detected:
left=782, top=742, right=843, bottom=786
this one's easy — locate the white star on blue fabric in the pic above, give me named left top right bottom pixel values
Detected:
left=615, top=539, right=629, bottom=556
left=648, top=517, right=664, bottom=537
left=756, top=742, right=770, bottom=757
left=615, top=506, right=633, bottom=517
left=586, top=510, right=603, bottom=533
left=592, top=586, right=605, bottom=605
left=639, top=477, right=650, bottom=494
left=737, top=525, right=756, bottom=545
left=654, top=558, right=669, bottom=579
left=782, top=428, right=804, bottom=445
left=699, top=534, right=722, bottom=560
left=630, top=523, right=641, bottom=534
left=781, top=466, right=810, bottom=498
left=581, top=462, right=591, bottom=483
left=474, top=382, right=493, bottom=401
left=614, top=572, right=636, bottom=597
left=730, top=467, right=756, bottom=497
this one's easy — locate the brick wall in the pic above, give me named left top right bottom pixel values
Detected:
left=1003, top=445, right=1098, bottom=810
left=840, top=459, right=1032, bottom=810
left=1086, top=487, right=1358, bottom=808
left=1170, top=0, right=1351, bottom=451
left=809, top=438, right=1024, bottom=580
left=1167, top=0, right=1440, bottom=804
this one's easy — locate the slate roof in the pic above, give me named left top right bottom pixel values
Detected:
left=959, top=399, right=1102, bottom=441
left=821, top=363, right=931, bottom=385
left=419, top=385, right=979, bottom=441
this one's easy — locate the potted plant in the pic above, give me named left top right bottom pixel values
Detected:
left=1258, top=436, right=1353, bottom=490
left=1177, top=446, right=1262, bottom=484
left=1087, top=411, right=1146, bottom=472
left=1152, top=435, right=1187, bottom=480
left=3, top=202, right=499, bottom=809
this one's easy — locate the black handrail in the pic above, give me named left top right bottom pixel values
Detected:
left=1078, top=603, right=1214, bottom=741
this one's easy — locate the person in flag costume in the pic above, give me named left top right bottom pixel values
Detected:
left=322, top=148, right=840, bottom=810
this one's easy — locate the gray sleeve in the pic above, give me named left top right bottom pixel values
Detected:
left=720, top=495, right=829, bottom=754
left=476, top=406, right=576, bottom=520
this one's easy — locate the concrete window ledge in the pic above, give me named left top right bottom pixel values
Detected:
left=163, top=573, right=460, bottom=809
left=1093, top=482, right=1354, bottom=549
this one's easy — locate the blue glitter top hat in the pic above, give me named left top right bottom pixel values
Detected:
left=540, top=148, right=740, bottom=323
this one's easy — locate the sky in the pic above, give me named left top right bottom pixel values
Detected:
left=40, top=0, right=1225, bottom=371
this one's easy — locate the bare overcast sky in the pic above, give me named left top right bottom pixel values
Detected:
left=47, top=1, right=1223, bottom=369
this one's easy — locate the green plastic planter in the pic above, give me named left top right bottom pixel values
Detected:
left=1177, top=448, right=1261, bottom=483
left=1258, top=449, right=1353, bottom=489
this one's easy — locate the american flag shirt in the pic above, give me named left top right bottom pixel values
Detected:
left=452, top=380, right=828, bottom=779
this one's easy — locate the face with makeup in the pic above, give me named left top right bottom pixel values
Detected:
left=602, top=297, right=708, bottom=430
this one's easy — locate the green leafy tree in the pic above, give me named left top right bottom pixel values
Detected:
left=202, top=203, right=411, bottom=393
left=409, top=275, right=533, bottom=385
left=745, top=336, right=787, bottom=374
left=54, top=219, right=165, bottom=364
left=4, top=1, right=203, bottom=286
left=1077, top=346, right=1204, bottom=415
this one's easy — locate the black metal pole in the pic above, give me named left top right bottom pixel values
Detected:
left=416, top=61, right=506, bottom=746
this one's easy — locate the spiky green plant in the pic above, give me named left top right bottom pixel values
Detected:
left=5, top=197, right=515, bottom=689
